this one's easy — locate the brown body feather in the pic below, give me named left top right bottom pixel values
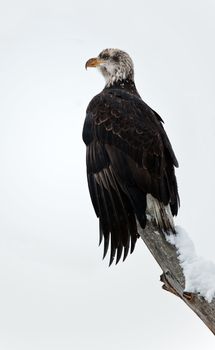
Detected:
left=83, top=81, right=179, bottom=264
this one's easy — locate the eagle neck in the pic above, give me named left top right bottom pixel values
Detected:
left=104, top=79, right=139, bottom=95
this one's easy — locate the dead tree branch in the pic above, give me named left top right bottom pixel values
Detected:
left=138, top=220, right=215, bottom=335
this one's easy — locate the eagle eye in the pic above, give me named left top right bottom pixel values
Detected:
left=112, top=54, right=120, bottom=62
left=100, top=53, right=109, bottom=60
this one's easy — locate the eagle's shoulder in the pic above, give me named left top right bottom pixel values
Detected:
left=86, top=87, right=153, bottom=118
left=84, top=87, right=158, bottom=140
left=83, top=87, right=178, bottom=168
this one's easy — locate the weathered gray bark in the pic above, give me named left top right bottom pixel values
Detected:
left=138, top=220, right=215, bottom=335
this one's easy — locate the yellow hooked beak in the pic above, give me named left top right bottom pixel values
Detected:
left=85, top=57, right=104, bottom=69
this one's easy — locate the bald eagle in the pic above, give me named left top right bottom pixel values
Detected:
left=83, top=48, right=179, bottom=265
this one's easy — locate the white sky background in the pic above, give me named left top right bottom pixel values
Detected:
left=0, top=0, right=215, bottom=348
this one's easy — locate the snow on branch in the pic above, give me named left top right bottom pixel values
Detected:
left=166, top=226, right=215, bottom=303
left=138, top=221, right=215, bottom=335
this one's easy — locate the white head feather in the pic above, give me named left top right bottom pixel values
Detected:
left=97, top=48, right=134, bottom=87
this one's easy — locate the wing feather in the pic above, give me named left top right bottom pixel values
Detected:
left=84, top=138, right=139, bottom=264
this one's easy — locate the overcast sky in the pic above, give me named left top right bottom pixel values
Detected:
left=1, top=1, right=215, bottom=349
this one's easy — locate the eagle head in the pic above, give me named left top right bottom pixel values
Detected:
left=85, top=48, right=134, bottom=87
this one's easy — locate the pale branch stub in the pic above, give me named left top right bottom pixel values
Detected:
left=138, top=220, right=215, bottom=335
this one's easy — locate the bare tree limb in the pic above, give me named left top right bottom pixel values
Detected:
left=138, top=220, right=215, bottom=335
